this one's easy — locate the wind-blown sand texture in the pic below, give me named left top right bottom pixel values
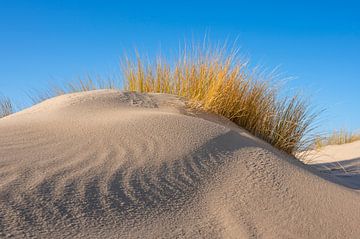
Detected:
left=0, top=90, right=359, bottom=238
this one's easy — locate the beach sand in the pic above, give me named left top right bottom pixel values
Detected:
left=307, top=140, right=360, bottom=190
left=0, top=90, right=359, bottom=238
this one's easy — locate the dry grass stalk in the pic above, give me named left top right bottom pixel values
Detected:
left=315, top=129, right=360, bottom=148
left=0, top=96, right=13, bottom=118
left=122, top=44, right=317, bottom=155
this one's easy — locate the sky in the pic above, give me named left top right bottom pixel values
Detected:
left=0, top=0, right=359, bottom=132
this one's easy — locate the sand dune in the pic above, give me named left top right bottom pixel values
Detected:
left=0, top=90, right=359, bottom=238
left=307, top=141, right=360, bottom=190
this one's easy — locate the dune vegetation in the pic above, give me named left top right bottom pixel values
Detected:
left=123, top=44, right=317, bottom=155
left=314, top=129, right=360, bottom=148
left=0, top=43, right=319, bottom=156
left=0, top=95, right=13, bottom=118
left=28, top=77, right=119, bottom=104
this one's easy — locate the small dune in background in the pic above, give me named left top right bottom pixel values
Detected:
left=314, top=129, right=360, bottom=148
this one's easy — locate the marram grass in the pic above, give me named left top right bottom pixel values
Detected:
left=314, top=129, right=360, bottom=148
left=0, top=95, right=13, bottom=118
left=28, top=76, right=119, bottom=104
left=1, top=44, right=318, bottom=157
left=123, top=45, right=317, bottom=155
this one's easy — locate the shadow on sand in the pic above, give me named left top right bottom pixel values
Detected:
left=310, top=157, right=360, bottom=190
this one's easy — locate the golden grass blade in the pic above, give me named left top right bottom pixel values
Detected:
left=122, top=43, right=318, bottom=156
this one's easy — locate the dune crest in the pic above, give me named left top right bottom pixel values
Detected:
left=0, top=90, right=359, bottom=238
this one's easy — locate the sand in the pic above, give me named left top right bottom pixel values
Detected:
left=0, top=90, right=359, bottom=238
left=306, top=141, right=360, bottom=190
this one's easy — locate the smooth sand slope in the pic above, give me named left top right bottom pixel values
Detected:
left=307, top=141, right=360, bottom=190
left=0, top=90, right=359, bottom=238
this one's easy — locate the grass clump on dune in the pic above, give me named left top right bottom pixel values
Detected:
left=29, top=76, right=119, bottom=104
left=123, top=44, right=317, bottom=155
left=9, top=41, right=317, bottom=157
left=314, top=129, right=360, bottom=148
left=0, top=95, right=13, bottom=118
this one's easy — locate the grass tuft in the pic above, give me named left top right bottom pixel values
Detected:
left=123, top=43, right=318, bottom=155
left=9, top=41, right=317, bottom=157
left=314, top=129, right=360, bottom=148
left=0, top=95, right=13, bottom=118
left=29, top=75, right=120, bottom=104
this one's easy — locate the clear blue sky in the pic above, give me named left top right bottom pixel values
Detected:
left=1, top=0, right=359, bottom=132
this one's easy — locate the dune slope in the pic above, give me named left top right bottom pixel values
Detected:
left=0, top=90, right=359, bottom=238
left=307, top=141, right=360, bottom=190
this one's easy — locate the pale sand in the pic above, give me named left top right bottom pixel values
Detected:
left=0, top=90, right=359, bottom=238
left=306, top=141, right=360, bottom=190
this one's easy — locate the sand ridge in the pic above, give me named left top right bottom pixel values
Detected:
left=0, top=90, right=359, bottom=238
